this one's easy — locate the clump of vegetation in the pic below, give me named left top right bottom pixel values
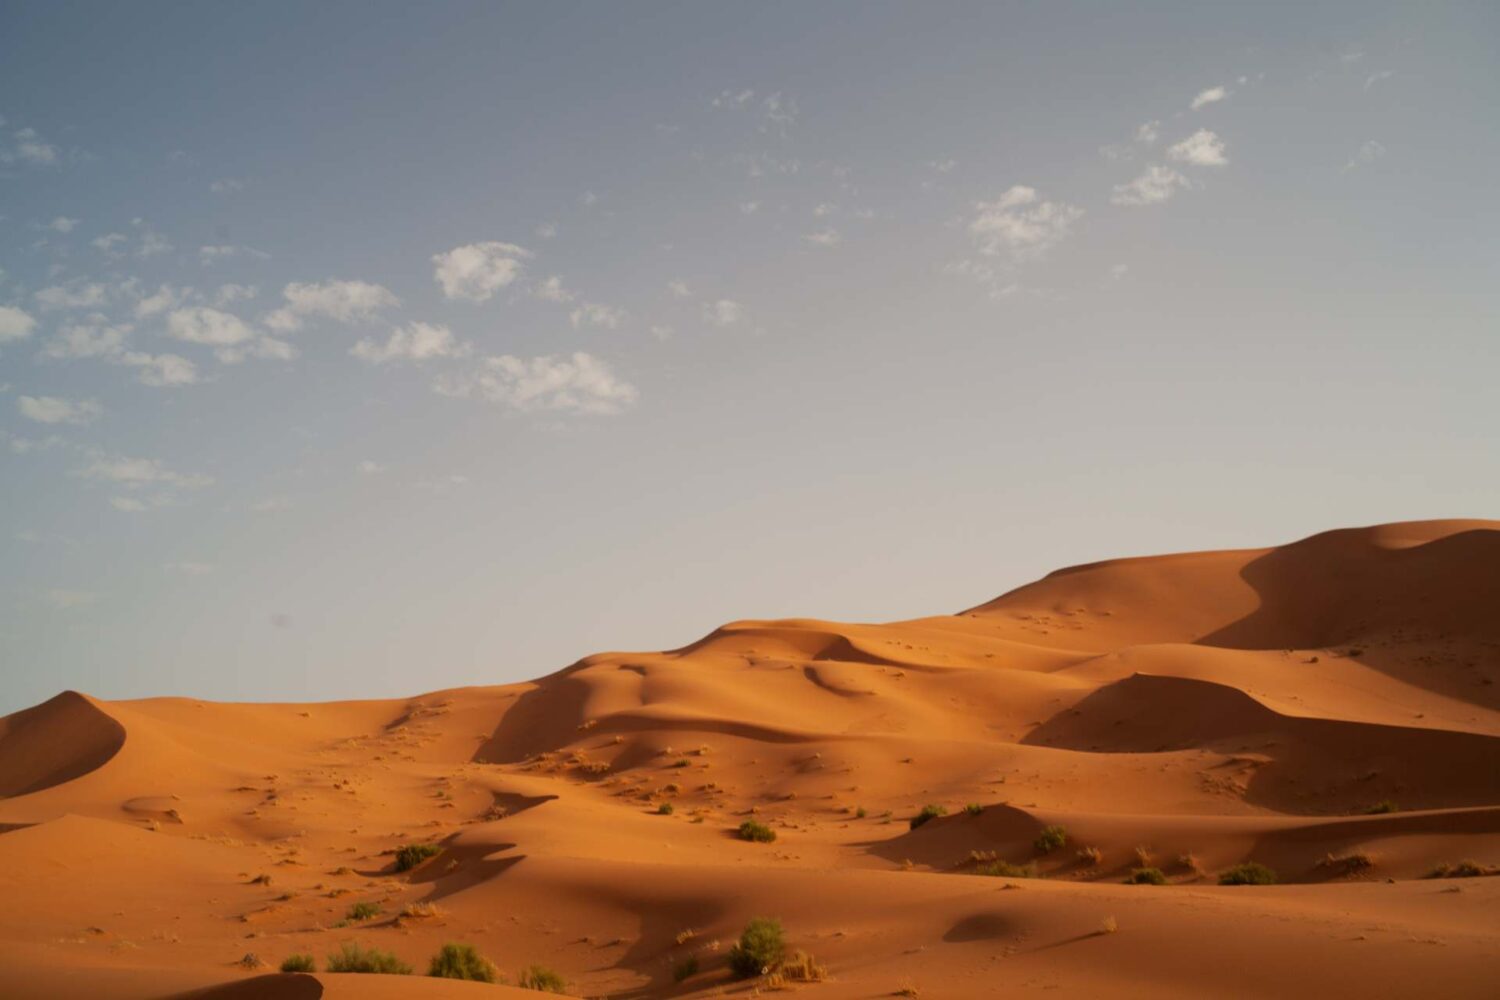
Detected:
left=1034, top=825, right=1068, bottom=854
left=673, top=956, right=699, bottom=983
left=347, top=901, right=382, bottom=921
left=1425, top=860, right=1496, bottom=879
left=280, top=953, right=315, bottom=973
left=728, top=917, right=786, bottom=978
left=1099, top=915, right=1118, bottom=935
left=775, top=950, right=827, bottom=983
left=1219, top=861, right=1277, bottom=885
left=1127, top=867, right=1168, bottom=885
left=657, top=802, right=675, bottom=815
left=394, top=843, right=442, bottom=872
left=976, top=859, right=1039, bottom=878
left=326, top=943, right=412, bottom=974
left=1076, top=845, right=1103, bottom=866
left=516, top=964, right=567, bottom=992
left=910, top=804, right=947, bottom=830
left=855, top=806, right=867, bottom=819
left=428, top=943, right=497, bottom=982
left=1319, top=852, right=1374, bottom=875
left=739, top=819, right=777, bottom=843
left=964, top=803, right=984, bottom=816
left=1364, top=800, right=1399, bottom=815
left=399, top=901, right=443, bottom=920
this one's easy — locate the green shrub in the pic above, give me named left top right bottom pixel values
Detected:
left=347, top=901, right=382, bottom=921
left=1127, top=867, right=1167, bottom=885
left=428, top=943, right=497, bottom=982
left=739, top=819, right=776, bottom=843
left=279, top=953, right=315, bottom=973
left=1033, top=825, right=1068, bottom=854
left=909, top=804, right=947, bottom=830
left=1219, top=861, right=1277, bottom=885
left=976, top=860, right=1039, bottom=878
left=394, top=843, right=442, bottom=872
left=673, top=955, right=699, bottom=983
left=516, top=964, right=567, bottom=992
left=1425, top=860, right=1493, bottom=879
left=965, top=803, right=984, bottom=816
left=855, top=806, right=867, bottom=819
left=1364, top=800, right=1399, bottom=815
left=728, top=917, right=785, bottom=978
left=326, top=943, right=412, bottom=974
left=657, top=802, right=675, bottom=815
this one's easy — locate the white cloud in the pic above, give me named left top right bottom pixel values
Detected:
left=968, top=185, right=1083, bottom=260
left=667, top=280, right=691, bottom=299
left=531, top=275, right=573, bottom=303
left=431, top=241, right=532, bottom=301
left=209, top=177, right=245, bottom=194
left=1343, top=139, right=1387, bottom=173
left=197, top=243, right=265, bottom=265
left=110, top=497, right=150, bottom=512
left=569, top=302, right=626, bottom=329
left=45, top=588, right=94, bottom=609
left=1111, top=164, right=1191, bottom=206
left=214, top=283, right=258, bottom=306
left=358, top=460, right=387, bottom=475
left=1167, top=129, right=1229, bottom=167
left=47, top=216, right=80, bottom=233
left=1135, top=120, right=1162, bottom=145
left=17, top=395, right=101, bottom=425
left=534, top=222, right=558, bottom=239
left=0, top=305, right=37, bottom=342
left=135, top=284, right=188, bottom=318
left=92, top=232, right=127, bottom=254
left=267, top=279, right=399, bottom=331
left=713, top=88, right=756, bottom=109
left=650, top=324, right=673, bottom=340
left=739, top=201, right=760, bottom=215
left=42, top=317, right=130, bottom=358
left=166, top=306, right=255, bottom=347
left=1364, top=70, right=1394, bottom=91
left=351, top=321, right=469, bottom=364
left=433, top=352, right=638, bottom=415
left=121, top=351, right=198, bottom=386
left=79, top=455, right=213, bottom=491
left=702, top=299, right=745, bottom=327
left=137, top=230, right=173, bottom=257
left=803, top=228, right=841, bottom=246
left=13, top=127, right=59, bottom=165
left=1190, top=85, right=1229, bottom=110
left=35, top=283, right=110, bottom=311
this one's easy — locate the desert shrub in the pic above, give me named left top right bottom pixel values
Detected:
left=1364, top=800, right=1399, bottom=815
left=326, top=943, right=412, bottom=974
left=399, top=901, right=443, bottom=920
left=1034, top=825, right=1068, bottom=854
left=428, top=942, right=497, bottom=982
left=976, top=860, right=1039, bottom=878
left=910, top=805, right=947, bottom=830
left=1219, top=861, right=1277, bottom=885
left=1319, top=852, right=1374, bottom=874
left=1076, top=845, right=1103, bottom=865
left=777, top=950, right=827, bottom=982
left=739, top=819, right=776, bottom=843
left=657, top=802, right=674, bottom=815
left=728, top=917, right=786, bottom=978
left=965, top=803, right=984, bottom=816
left=279, top=953, right=315, bottom=973
left=1127, top=867, right=1168, bottom=885
left=395, top=843, right=442, bottom=872
left=1425, top=860, right=1494, bottom=879
left=673, top=956, right=699, bottom=983
left=855, top=806, right=867, bottom=819
left=516, top=964, right=567, bottom=992
left=347, top=901, right=382, bottom=921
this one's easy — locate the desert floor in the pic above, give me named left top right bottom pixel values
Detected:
left=2, top=518, right=1497, bottom=998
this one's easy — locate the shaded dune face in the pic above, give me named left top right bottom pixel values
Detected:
left=0, top=691, right=125, bottom=799
left=1, top=519, right=1498, bottom=999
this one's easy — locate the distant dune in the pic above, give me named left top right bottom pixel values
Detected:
left=1, top=519, right=1497, bottom=998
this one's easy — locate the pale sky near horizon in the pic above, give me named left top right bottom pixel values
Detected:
left=2, top=2, right=1496, bottom=714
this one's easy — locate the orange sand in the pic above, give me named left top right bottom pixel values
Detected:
left=2, top=519, right=1497, bottom=997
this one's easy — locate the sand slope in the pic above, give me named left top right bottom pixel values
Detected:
left=1, top=519, right=1497, bottom=997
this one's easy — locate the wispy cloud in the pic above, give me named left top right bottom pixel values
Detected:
left=433, top=352, right=638, bottom=415
left=432, top=241, right=532, bottom=301
left=1167, top=129, right=1228, bottom=167
left=17, top=395, right=101, bottom=425
left=351, top=321, right=469, bottom=363
left=1111, top=164, right=1191, bottom=206
left=968, top=185, right=1083, bottom=260
left=1190, top=85, right=1229, bottom=110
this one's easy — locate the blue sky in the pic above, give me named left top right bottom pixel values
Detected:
left=2, top=2, right=1496, bottom=712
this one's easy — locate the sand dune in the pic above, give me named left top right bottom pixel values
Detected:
left=2, top=519, right=1497, bottom=997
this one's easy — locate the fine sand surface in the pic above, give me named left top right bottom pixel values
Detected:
left=2, top=518, right=1497, bottom=998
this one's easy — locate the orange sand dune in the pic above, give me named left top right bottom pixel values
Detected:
left=2, top=519, right=1497, bottom=998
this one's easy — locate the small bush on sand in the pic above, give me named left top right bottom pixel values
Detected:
left=428, top=942, right=497, bottom=982
left=776, top=950, right=827, bottom=983
left=673, top=955, right=699, bottom=982
left=910, top=805, right=947, bottom=830
left=1034, top=825, right=1068, bottom=854
left=739, top=819, right=776, bottom=843
left=1127, top=867, right=1168, bottom=885
left=657, top=802, right=674, bottom=815
left=516, top=964, right=567, bottom=992
left=976, top=859, right=1039, bottom=878
left=395, top=843, right=442, bottom=872
left=326, top=943, right=412, bottom=974
left=728, top=917, right=786, bottom=978
left=1219, top=862, right=1277, bottom=885
left=1425, top=860, right=1496, bottom=879
left=1076, top=845, right=1103, bottom=866
left=279, top=953, right=315, bottom=973
left=347, top=901, right=382, bottom=921
left=965, top=803, right=984, bottom=816
left=1364, top=800, right=1399, bottom=815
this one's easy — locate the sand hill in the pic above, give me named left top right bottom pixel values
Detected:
left=1, top=518, right=1496, bottom=998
